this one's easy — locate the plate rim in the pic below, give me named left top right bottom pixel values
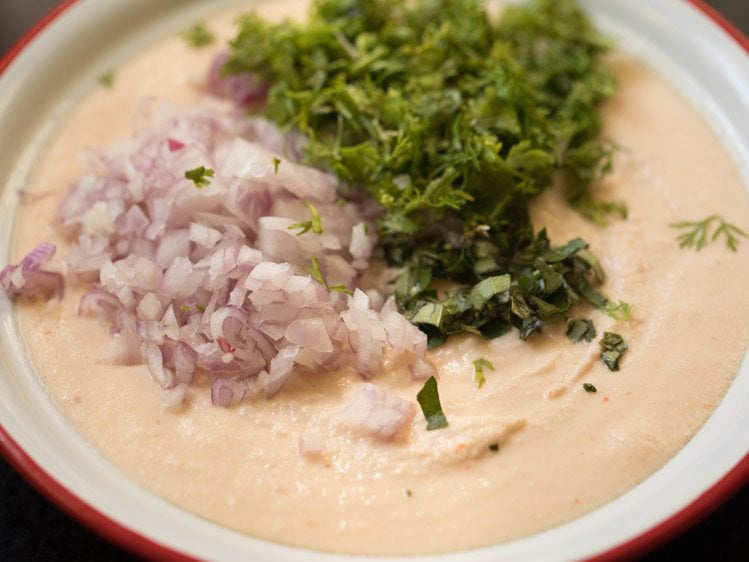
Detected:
left=0, top=1, right=747, bottom=561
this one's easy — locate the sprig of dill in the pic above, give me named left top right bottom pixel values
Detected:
left=671, top=214, right=747, bottom=252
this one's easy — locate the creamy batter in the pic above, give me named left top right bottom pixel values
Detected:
left=10, top=1, right=749, bottom=555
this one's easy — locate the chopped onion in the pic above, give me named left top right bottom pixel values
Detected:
left=342, top=383, right=414, bottom=440
left=0, top=243, right=63, bottom=300
left=2, top=100, right=434, bottom=413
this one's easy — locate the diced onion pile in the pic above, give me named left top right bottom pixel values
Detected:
left=1, top=66, right=435, bottom=424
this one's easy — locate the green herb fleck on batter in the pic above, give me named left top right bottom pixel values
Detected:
left=182, top=22, right=215, bottom=48
left=671, top=214, right=747, bottom=252
left=416, top=376, right=448, bottom=430
left=599, top=332, right=627, bottom=371
left=473, top=357, right=495, bottom=388
left=567, top=319, right=596, bottom=343
left=600, top=300, right=632, bottom=322
left=97, top=71, right=114, bottom=88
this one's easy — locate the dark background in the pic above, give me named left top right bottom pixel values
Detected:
left=1, top=1, right=748, bottom=561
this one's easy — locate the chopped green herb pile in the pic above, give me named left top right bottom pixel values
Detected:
left=185, top=166, right=215, bottom=188
left=227, top=0, right=622, bottom=345
left=671, top=214, right=747, bottom=252
left=416, top=376, right=449, bottom=430
left=473, top=357, right=495, bottom=388
left=599, top=331, right=627, bottom=371
left=182, top=22, right=215, bottom=48
left=566, top=318, right=596, bottom=343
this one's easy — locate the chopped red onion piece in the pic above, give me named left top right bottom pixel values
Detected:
left=298, top=432, right=326, bottom=460
left=342, top=383, right=414, bottom=440
left=211, top=377, right=243, bottom=408
left=409, top=357, right=439, bottom=381
left=161, top=383, right=189, bottom=411
left=205, top=52, right=268, bottom=106
left=285, top=318, right=333, bottom=353
left=0, top=243, right=64, bottom=300
left=167, top=138, right=185, bottom=152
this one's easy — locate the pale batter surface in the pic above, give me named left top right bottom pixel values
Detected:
left=10, top=1, right=749, bottom=555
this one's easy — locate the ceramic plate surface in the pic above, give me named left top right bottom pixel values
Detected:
left=0, top=1, right=748, bottom=560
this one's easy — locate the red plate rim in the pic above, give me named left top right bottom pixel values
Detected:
left=0, top=1, right=748, bottom=561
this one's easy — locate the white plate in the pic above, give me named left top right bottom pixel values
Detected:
left=0, top=1, right=748, bottom=560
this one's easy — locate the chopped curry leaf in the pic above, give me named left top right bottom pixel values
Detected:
left=567, top=318, right=596, bottom=343
left=473, top=357, right=495, bottom=388
left=671, top=214, right=747, bottom=252
left=583, top=382, right=597, bottom=393
left=185, top=166, right=214, bottom=188
left=181, top=22, right=215, bottom=48
left=599, top=331, right=628, bottom=371
left=416, top=376, right=448, bottom=430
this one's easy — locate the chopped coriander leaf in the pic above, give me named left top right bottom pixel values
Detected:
left=570, top=190, right=627, bottom=227
left=671, top=214, right=747, bottom=252
left=473, top=357, right=495, bottom=388
left=288, top=202, right=324, bottom=236
left=97, top=71, right=114, bottom=88
left=272, top=156, right=282, bottom=174
left=307, top=259, right=351, bottom=294
left=583, top=382, right=597, bottom=393
left=181, top=22, right=215, bottom=48
left=488, top=443, right=500, bottom=452
left=600, top=300, right=632, bottom=321
left=196, top=304, right=206, bottom=313
left=567, top=319, right=596, bottom=343
left=406, top=489, right=413, bottom=497
left=179, top=304, right=191, bottom=313
left=185, top=166, right=214, bottom=188
left=416, top=376, right=448, bottom=431
left=599, top=332, right=628, bottom=371
left=330, top=284, right=353, bottom=295
left=226, top=0, right=619, bottom=347
left=306, top=257, right=326, bottom=287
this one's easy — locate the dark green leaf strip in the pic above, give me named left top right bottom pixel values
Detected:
left=416, top=376, right=449, bottom=431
